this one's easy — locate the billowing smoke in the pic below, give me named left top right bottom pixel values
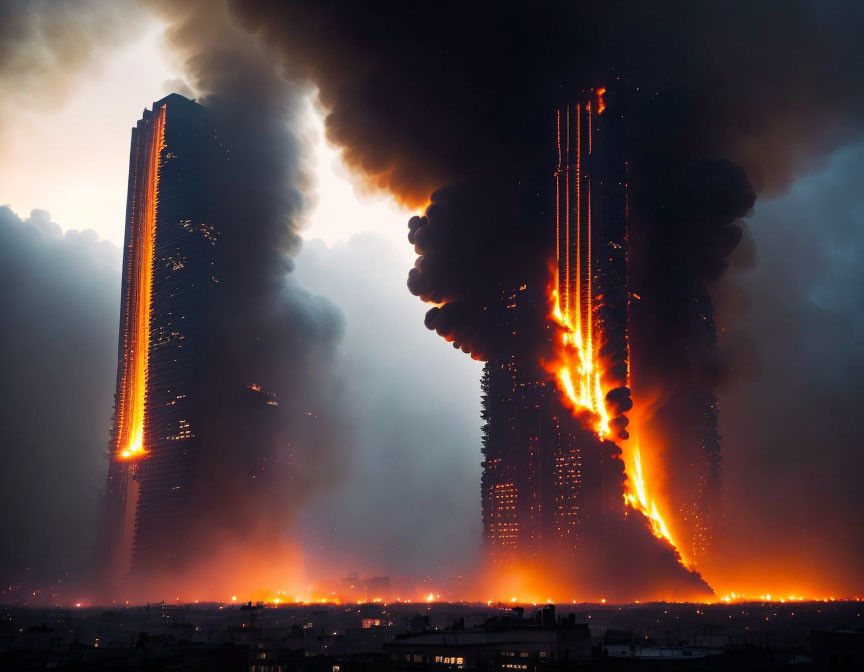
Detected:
left=713, top=142, right=864, bottom=595
left=225, top=2, right=863, bottom=301
left=220, top=0, right=864, bottom=410
left=0, top=207, right=119, bottom=597
left=0, top=0, right=145, bottom=157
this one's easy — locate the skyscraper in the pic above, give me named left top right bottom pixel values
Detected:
left=480, top=88, right=723, bottom=574
left=480, top=89, right=628, bottom=564
left=100, top=93, right=230, bottom=585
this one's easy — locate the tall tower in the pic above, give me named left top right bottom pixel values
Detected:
left=480, top=89, right=628, bottom=564
left=101, top=94, right=227, bottom=585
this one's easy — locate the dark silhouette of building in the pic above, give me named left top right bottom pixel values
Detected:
left=812, top=629, right=864, bottom=670
left=384, top=605, right=592, bottom=671
left=678, top=293, right=723, bottom=569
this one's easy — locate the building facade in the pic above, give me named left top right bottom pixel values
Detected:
left=384, top=607, right=592, bottom=671
left=480, top=90, right=628, bottom=564
left=100, top=94, right=229, bottom=584
left=480, top=88, right=723, bottom=570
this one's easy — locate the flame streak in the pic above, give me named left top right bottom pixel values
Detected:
left=550, top=98, right=681, bottom=557
left=625, top=446, right=674, bottom=543
left=117, top=106, right=165, bottom=461
left=596, top=87, right=607, bottom=115
left=551, top=101, right=608, bottom=436
left=551, top=289, right=609, bottom=436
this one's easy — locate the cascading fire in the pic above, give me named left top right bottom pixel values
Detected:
left=551, top=288, right=609, bottom=437
left=115, top=105, right=165, bottom=461
left=547, top=91, right=683, bottom=560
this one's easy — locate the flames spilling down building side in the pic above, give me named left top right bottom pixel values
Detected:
left=480, top=89, right=721, bottom=572
left=98, top=94, right=277, bottom=589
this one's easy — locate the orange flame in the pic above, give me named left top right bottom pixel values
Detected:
left=623, top=443, right=675, bottom=545
left=550, top=288, right=609, bottom=436
left=550, top=280, right=682, bottom=557
left=549, top=98, right=682, bottom=560
left=596, top=87, right=607, bottom=115
left=117, top=106, right=165, bottom=461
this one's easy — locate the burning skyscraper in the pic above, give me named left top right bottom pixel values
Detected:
left=480, top=88, right=720, bottom=583
left=99, top=93, right=277, bottom=588
left=480, top=89, right=628, bottom=564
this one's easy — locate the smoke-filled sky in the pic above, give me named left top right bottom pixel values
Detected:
left=0, top=0, right=862, bottom=600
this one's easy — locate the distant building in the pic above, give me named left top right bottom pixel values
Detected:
left=384, top=606, right=592, bottom=671
left=812, top=629, right=864, bottom=670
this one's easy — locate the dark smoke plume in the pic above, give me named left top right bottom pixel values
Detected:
left=0, top=207, right=119, bottom=598
left=226, top=0, right=864, bottom=356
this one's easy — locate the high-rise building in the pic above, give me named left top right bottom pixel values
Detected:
left=480, top=88, right=723, bottom=571
left=480, top=90, right=627, bottom=563
left=100, top=94, right=231, bottom=585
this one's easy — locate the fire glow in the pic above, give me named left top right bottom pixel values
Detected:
left=548, top=97, right=681, bottom=559
left=116, top=106, right=165, bottom=461
left=550, top=278, right=679, bottom=556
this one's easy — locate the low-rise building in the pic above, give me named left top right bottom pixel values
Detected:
left=384, top=606, right=591, bottom=670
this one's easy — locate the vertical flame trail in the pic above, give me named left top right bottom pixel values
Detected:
left=117, top=106, right=165, bottom=461
left=551, top=99, right=609, bottom=436
left=625, top=444, right=675, bottom=544
left=550, top=94, right=682, bottom=557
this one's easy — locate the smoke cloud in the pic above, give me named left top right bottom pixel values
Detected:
left=223, top=0, right=864, bottom=357
left=713, top=141, right=864, bottom=595
left=0, top=0, right=145, bottom=156
left=0, top=207, right=119, bottom=597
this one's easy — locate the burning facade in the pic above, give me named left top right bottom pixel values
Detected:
left=99, top=94, right=276, bottom=588
left=480, top=89, right=720, bottom=581
left=481, top=90, right=627, bottom=565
